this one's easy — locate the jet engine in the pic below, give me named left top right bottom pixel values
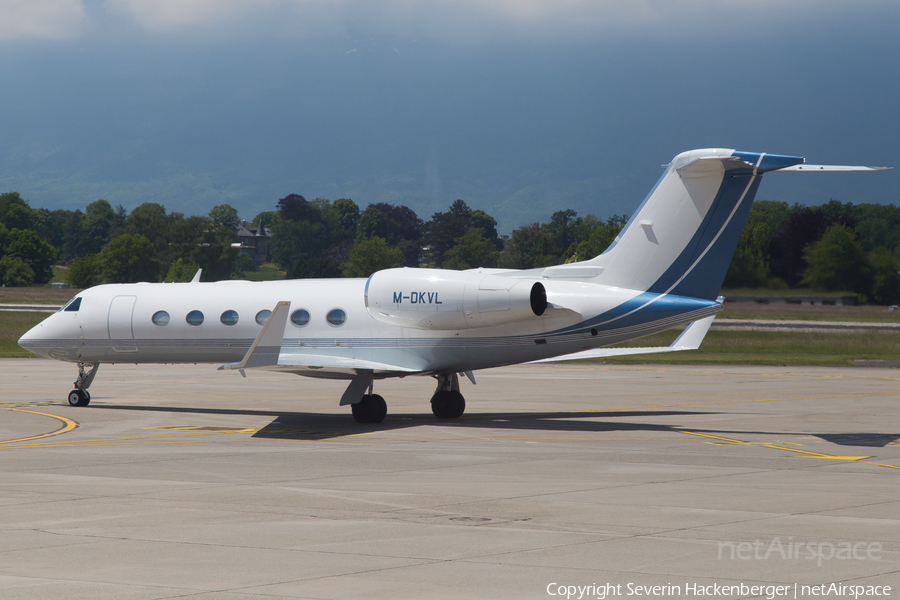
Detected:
left=365, top=268, right=547, bottom=330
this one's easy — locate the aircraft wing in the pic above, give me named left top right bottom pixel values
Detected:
left=270, top=354, right=421, bottom=375
left=219, top=301, right=421, bottom=377
left=528, top=313, right=716, bottom=364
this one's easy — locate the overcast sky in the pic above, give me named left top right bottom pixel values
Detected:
left=1, top=0, right=898, bottom=230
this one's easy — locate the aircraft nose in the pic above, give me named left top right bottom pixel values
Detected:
left=17, top=316, right=57, bottom=359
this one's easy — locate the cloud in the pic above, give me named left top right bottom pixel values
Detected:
left=2, top=0, right=894, bottom=43
left=0, top=0, right=86, bottom=40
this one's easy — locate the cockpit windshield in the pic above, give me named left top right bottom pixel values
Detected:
left=59, top=297, right=82, bottom=312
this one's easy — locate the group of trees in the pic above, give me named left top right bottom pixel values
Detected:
left=725, top=200, right=900, bottom=304
left=499, top=210, right=628, bottom=269
left=0, top=192, right=63, bottom=286
left=65, top=202, right=239, bottom=288
left=0, top=191, right=240, bottom=288
left=267, top=196, right=506, bottom=277
left=266, top=195, right=624, bottom=278
left=5, top=186, right=900, bottom=305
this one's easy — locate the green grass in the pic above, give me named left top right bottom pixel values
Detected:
left=0, top=286, right=81, bottom=306
left=236, top=263, right=286, bottom=281
left=720, top=288, right=854, bottom=297
left=719, top=302, right=900, bottom=323
left=0, top=312, right=49, bottom=358
left=603, top=329, right=900, bottom=366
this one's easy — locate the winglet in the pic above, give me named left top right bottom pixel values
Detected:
left=667, top=313, right=716, bottom=350
left=219, top=301, right=291, bottom=371
left=191, top=269, right=202, bottom=283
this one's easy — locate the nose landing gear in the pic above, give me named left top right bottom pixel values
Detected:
left=69, top=363, right=98, bottom=407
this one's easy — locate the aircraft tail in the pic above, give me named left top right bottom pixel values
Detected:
left=588, top=149, right=803, bottom=300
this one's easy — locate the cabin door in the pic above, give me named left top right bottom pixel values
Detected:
left=108, top=295, right=138, bottom=352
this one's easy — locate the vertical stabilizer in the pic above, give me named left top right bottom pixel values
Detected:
left=590, top=149, right=802, bottom=300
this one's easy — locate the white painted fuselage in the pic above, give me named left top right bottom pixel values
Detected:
left=20, top=275, right=718, bottom=379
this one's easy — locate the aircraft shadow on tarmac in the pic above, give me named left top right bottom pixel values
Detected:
left=91, top=404, right=900, bottom=447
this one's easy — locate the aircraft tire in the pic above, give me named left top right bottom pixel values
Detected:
left=68, top=389, right=90, bottom=407
left=352, top=394, right=387, bottom=424
left=431, top=390, right=465, bottom=419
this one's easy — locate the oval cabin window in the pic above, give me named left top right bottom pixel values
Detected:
left=326, top=308, right=346, bottom=326
left=152, top=310, right=170, bottom=326
left=186, top=310, right=204, bottom=326
left=255, top=310, right=271, bottom=325
left=291, top=309, right=310, bottom=327
left=220, top=310, right=239, bottom=326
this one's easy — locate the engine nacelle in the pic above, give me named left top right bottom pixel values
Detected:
left=365, top=268, right=547, bottom=330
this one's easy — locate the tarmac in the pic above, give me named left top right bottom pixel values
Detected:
left=1, top=358, right=899, bottom=599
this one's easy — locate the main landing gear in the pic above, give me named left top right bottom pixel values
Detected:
left=351, top=394, right=387, bottom=424
left=345, top=371, right=469, bottom=424
left=430, top=373, right=466, bottom=419
left=68, top=362, right=98, bottom=407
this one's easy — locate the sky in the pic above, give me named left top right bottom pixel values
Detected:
left=1, top=0, right=898, bottom=231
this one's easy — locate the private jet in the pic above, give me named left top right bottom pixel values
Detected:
left=18, top=148, right=887, bottom=423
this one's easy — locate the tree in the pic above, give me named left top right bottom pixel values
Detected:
left=723, top=222, right=771, bottom=288
left=546, top=209, right=580, bottom=257
left=867, top=247, right=900, bottom=305
left=97, top=234, right=160, bottom=283
left=277, top=194, right=320, bottom=222
left=0, top=192, right=38, bottom=231
left=802, top=224, right=872, bottom=295
left=251, top=211, right=279, bottom=228
left=425, top=200, right=500, bottom=267
left=165, top=258, right=202, bottom=282
left=357, top=203, right=422, bottom=267
left=0, top=255, right=35, bottom=286
left=287, top=256, right=342, bottom=279
left=498, top=222, right=555, bottom=269
left=769, top=206, right=855, bottom=287
left=332, top=198, right=360, bottom=236
left=61, top=209, right=87, bottom=261
left=342, top=237, right=403, bottom=277
left=126, top=202, right=171, bottom=250
left=82, top=199, right=120, bottom=256
left=443, top=228, right=499, bottom=270
left=67, top=255, right=101, bottom=288
left=208, top=204, right=241, bottom=240
left=565, top=215, right=628, bottom=263
left=4, top=228, right=56, bottom=284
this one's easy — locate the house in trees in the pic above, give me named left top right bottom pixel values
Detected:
left=234, top=220, right=272, bottom=264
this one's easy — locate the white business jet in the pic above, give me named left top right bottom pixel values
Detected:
left=19, top=149, right=888, bottom=423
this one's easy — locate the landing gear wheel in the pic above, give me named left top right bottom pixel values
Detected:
left=68, top=389, right=90, bottom=407
left=351, top=394, right=387, bottom=424
left=431, top=390, right=465, bottom=419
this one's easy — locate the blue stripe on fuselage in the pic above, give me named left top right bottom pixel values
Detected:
left=543, top=291, right=720, bottom=337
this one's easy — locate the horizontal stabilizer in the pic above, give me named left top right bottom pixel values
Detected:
left=218, top=301, right=291, bottom=371
left=776, top=164, right=892, bottom=172
left=528, top=313, right=716, bottom=364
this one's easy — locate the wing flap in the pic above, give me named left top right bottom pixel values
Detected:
left=276, top=353, right=421, bottom=373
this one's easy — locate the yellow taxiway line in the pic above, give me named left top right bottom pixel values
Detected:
left=0, top=409, right=77, bottom=445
